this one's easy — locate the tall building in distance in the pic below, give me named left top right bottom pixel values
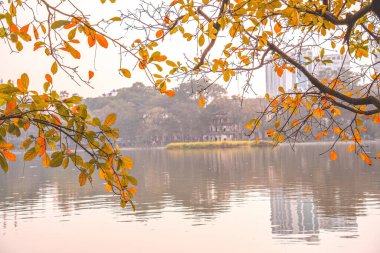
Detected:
left=294, top=48, right=313, bottom=91
left=372, top=48, right=380, bottom=74
left=265, top=49, right=351, bottom=96
left=315, top=54, right=351, bottom=74
left=265, top=48, right=313, bottom=96
left=265, top=63, right=292, bottom=97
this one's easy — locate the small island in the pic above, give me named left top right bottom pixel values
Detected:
left=166, top=140, right=274, bottom=149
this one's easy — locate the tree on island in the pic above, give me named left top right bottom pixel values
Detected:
left=0, top=0, right=379, bottom=208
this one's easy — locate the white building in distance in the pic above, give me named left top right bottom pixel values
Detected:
left=265, top=48, right=313, bottom=96
left=265, top=49, right=352, bottom=96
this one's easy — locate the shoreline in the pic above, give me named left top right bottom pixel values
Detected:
left=10, top=140, right=380, bottom=154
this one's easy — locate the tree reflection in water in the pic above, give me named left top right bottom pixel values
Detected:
left=0, top=142, right=379, bottom=243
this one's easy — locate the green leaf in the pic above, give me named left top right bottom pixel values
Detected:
left=51, top=20, right=71, bottom=29
left=127, top=176, right=138, bottom=186
left=50, top=152, right=63, bottom=167
left=24, top=148, right=37, bottom=161
left=62, top=157, right=69, bottom=169
left=63, top=95, right=82, bottom=104
left=0, top=154, right=9, bottom=173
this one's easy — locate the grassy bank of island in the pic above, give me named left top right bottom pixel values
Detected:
left=166, top=140, right=274, bottom=149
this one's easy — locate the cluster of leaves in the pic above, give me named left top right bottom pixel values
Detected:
left=0, top=72, right=137, bottom=208
left=119, top=0, right=380, bottom=164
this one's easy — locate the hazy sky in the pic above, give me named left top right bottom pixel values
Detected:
left=0, top=0, right=266, bottom=98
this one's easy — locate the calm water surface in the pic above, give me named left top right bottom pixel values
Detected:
left=1, top=143, right=380, bottom=253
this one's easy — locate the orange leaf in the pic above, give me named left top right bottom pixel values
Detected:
left=359, top=153, right=372, bottom=166
left=33, top=25, right=39, bottom=39
left=2, top=150, right=16, bottom=161
left=316, top=132, right=323, bottom=140
left=156, top=29, right=164, bottom=38
left=198, top=95, right=206, bottom=108
left=65, top=43, right=81, bottom=59
left=154, top=55, right=167, bottom=62
left=330, top=150, right=338, bottom=161
left=10, top=24, right=19, bottom=33
left=17, top=79, right=27, bottom=93
left=20, top=24, right=29, bottom=33
left=266, top=129, right=275, bottom=137
left=63, top=23, right=76, bottom=29
left=374, top=114, right=380, bottom=124
left=138, top=61, right=147, bottom=69
left=5, top=100, right=16, bottom=115
left=88, top=70, right=94, bottom=80
left=88, top=35, right=96, bottom=47
left=96, top=34, right=108, bottom=48
left=276, top=67, right=283, bottom=77
left=0, top=143, right=14, bottom=150
left=128, top=187, right=138, bottom=195
left=36, top=136, right=46, bottom=156
left=165, top=90, right=175, bottom=97
left=45, top=74, right=53, bottom=84
left=52, top=115, right=61, bottom=125
left=348, top=145, right=355, bottom=152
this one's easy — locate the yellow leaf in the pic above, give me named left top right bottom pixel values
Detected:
left=333, top=126, right=341, bottom=135
left=274, top=22, right=281, bottom=34
left=223, top=71, right=230, bottom=82
left=120, top=156, right=133, bottom=170
left=42, top=153, right=50, bottom=168
left=313, top=108, right=325, bottom=119
left=99, top=169, right=106, bottom=179
left=277, top=133, right=285, bottom=143
left=9, top=3, right=16, bottom=17
left=51, top=62, right=58, bottom=75
left=199, top=34, right=205, bottom=46
left=104, top=113, right=117, bottom=126
left=79, top=172, right=87, bottom=186
left=21, top=73, right=29, bottom=89
left=105, top=183, right=112, bottom=192
left=245, top=123, right=253, bottom=130
left=368, top=23, right=374, bottom=32
left=120, top=68, right=131, bottom=78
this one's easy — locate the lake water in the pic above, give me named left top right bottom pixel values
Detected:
left=1, top=143, right=380, bottom=253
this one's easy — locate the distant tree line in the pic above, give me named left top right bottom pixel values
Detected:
left=84, top=82, right=379, bottom=147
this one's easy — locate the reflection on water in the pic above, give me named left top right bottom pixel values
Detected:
left=1, top=142, right=380, bottom=252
